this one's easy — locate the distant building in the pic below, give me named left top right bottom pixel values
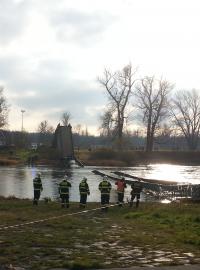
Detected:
left=30, top=143, right=38, bottom=150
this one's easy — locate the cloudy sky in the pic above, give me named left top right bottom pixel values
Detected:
left=1, top=0, right=200, bottom=134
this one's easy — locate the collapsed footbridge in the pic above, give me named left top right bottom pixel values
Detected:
left=53, top=123, right=83, bottom=167
left=92, top=170, right=200, bottom=201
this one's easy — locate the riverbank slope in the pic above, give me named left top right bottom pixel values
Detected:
left=0, top=198, right=200, bottom=269
left=1, top=148, right=200, bottom=166
left=76, top=149, right=200, bottom=166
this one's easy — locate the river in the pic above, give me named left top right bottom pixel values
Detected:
left=0, top=164, right=200, bottom=202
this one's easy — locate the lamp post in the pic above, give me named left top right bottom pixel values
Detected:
left=21, top=110, right=25, bottom=131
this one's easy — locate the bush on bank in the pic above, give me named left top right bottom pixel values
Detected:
left=2, top=146, right=200, bottom=166
left=86, top=148, right=200, bottom=165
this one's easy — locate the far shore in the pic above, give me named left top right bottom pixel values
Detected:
left=1, top=149, right=200, bottom=167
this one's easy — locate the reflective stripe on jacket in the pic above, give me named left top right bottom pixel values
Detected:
left=79, top=181, right=89, bottom=194
left=59, top=180, right=71, bottom=195
left=99, top=180, right=111, bottom=194
left=33, top=177, right=43, bottom=191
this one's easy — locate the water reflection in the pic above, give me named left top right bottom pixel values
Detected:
left=125, top=164, right=200, bottom=184
left=0, top=164, right=200, bottom=201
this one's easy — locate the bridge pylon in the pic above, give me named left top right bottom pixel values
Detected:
left=53, top=123, right=84, bottom=167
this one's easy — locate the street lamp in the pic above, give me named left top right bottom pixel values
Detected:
left=21, top=110, right=25, bottom=131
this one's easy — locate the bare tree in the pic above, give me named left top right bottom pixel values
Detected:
left=61, top=111, right=71, bottom=126
left=38, top=120, right=54, bottom=145
left=38, top=120, right=54, bottom=134
left=99, top=108, right=115, bottom=137
left=73, top=124, right=82, bottom=135
left=0, top=87, right=9, bottom=128
left=98, top=64, right=137, bottom=149
left=171, top=89, right=200, bottom=150
left=135, top=76, right=173, bottom=152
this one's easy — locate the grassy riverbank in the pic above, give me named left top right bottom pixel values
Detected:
left=78, top=149, right=200, bottom=166
left=1, top=147, right=200, bottom=166
left=0, top=198, right=200, bottom=269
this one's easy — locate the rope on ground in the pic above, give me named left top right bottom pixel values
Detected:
left=0, top=202, right=128, bottom=231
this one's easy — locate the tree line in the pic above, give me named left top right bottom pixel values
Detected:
left=1, top=64, right=200, bottom=152
left=98, top=64, right=200, bottom=151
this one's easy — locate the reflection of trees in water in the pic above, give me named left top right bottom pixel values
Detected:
left=13, top=168, right=32, bottom=197
left=51, top=169, right=73, bottom=180
left=1, top=165, right=200, bottom=201
left=14, top=168, right=26, bottom=179
left=64, top=169, right=73, bottom=179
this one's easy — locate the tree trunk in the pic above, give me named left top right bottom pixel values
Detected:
left=145, top=115, right=153, bottom=152
left=146, top=134, right=154, bottom=152
left=117, top=122, right=123, bottom=151
left=187, top=136, right=198, bottom=151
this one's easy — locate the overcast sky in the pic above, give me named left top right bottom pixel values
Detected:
left=1, top=0, right=200, bottom=134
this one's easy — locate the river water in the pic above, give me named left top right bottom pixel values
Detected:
left=0, top=164, right=200, bottom=202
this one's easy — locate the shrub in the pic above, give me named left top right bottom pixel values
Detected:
left=89, top=149, right=116, bottom=160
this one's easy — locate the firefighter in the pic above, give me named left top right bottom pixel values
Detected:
left=98, top=176, right=112, bottom=211
left=115, top=177, right=127, bottom=206
left=58, top=175, right=71, bottom=208
left=79, top=177, right=90, bottom=208
left=33, top=172, right=43, bottom=205
left=130, top=180, right=143, bottom=208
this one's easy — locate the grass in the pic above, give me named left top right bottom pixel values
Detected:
left=2, top=147, right=200, bottom=166
left=76, top=149, right=200, bottom=166
left=0, top=198, right=200, bottom=269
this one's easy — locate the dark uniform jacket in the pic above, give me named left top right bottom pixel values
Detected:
left=99, top=180, right=112, bottom=194
left=131, top=181, right=143, bottom=195
left=59, top=180, right=71, bottom=195
left=33, top=177, right=43, bottom=191
left=79, top=180, right=90, bottom=195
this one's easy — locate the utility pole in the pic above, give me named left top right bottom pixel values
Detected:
left=21, top=110, right=25, bottom=131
